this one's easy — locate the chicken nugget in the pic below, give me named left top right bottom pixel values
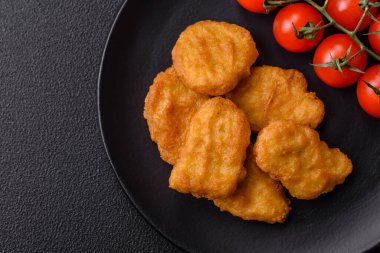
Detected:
left=254, top=121, right=353, bottom=200
left=169, top=97, right=251, bottom=199
left=172, top=20, right=258, bottom=96
left=144, top=67, right=209, bottom=165
left=214, top=145, right=291, bottom=224
left=319, top=142, right=354, bottom=193
left=226, top=66, right=325, bottom=132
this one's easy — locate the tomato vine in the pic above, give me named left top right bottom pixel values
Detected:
left=265, top=0, right=380, bottom=63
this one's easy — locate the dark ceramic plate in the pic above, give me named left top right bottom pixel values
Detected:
left=98, top=0, right=380, bottom=252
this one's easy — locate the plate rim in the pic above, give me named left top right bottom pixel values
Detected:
left=96, top=1, right=380, bottom=252
left=97, top=0, right=188, bottom=252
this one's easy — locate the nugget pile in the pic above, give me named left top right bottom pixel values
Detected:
left=143, top=20, right=353, bottom=224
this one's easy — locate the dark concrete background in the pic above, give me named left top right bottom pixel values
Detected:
left=0, top=1, right=180, bottom=252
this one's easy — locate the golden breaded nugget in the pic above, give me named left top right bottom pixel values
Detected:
left=226, top=66, right=325, bottom=132
left=319, top=142, right=354, bottom=193
left=172, top=20, right=258, bottom=96
left=254, top=121, right=353, bottom=200
left=169, top=97, right=251, bottom=199
left=214, top=145, right=291, bottom=224
left=144, top=67, right=209, bottom=165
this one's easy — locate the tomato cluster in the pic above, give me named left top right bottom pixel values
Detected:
left=237, top=0, right=380, bottom=118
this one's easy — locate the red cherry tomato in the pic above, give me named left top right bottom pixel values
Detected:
left=368, top=14, right=380, bottom=55
left=273, top=3, right=324, bottom=52
left=357, top=65, right=380, bottom=118
left=237, top=0, right=274, bottom=14
left=326, top=0, right=378, bottom=31
left=313, top=34, right=367, bottom=88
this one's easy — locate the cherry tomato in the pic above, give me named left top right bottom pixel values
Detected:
left=313, top=34, right=367, bottom=88
left=273, top=3, right=324, bottom=52
left=237, top=0, right=274, bottom=14
left=327, top=0, right=378, bottom=32
left=357, top=65, right=380, bottom=118
left=368, top=14, right=380, bottom=55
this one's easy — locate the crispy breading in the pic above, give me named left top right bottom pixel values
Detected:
left=143, top=67, right=209, bottom=165
left=172, top=20, right=258, bottom=96
left=214, top=145, right=291, bottom=224
left=169, top=97, right=251, bottom=199
left=254, top=121, right=353, bottom=200
left=226, top=66, right=325, bottom=132
left=319, top=141, right=354, bottom=193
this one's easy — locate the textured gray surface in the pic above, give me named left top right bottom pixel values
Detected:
left=0, top=1, right=180, bottom=252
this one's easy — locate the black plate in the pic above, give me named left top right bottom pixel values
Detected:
left=98, top=0, right=380, bottom=252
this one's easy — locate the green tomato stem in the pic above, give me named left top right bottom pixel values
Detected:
left=342, top=48, right=365, bottom=66
left=322, top=0, right=329, bottom=10
left=352, top=6, right=369, bottom=35
left=304, top=0, right=380, bottom=62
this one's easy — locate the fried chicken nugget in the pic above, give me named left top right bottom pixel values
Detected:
left=226, top=66, right=325, bottom=132
left=172, top=20, right=258, bottom=96
left=254, top=121, right=353, bottom=200
left=144, top=67, right=209, bottom=165
left=214, top=145, right=291, bottom=224
left=169, top=97, right=251, bottom=199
